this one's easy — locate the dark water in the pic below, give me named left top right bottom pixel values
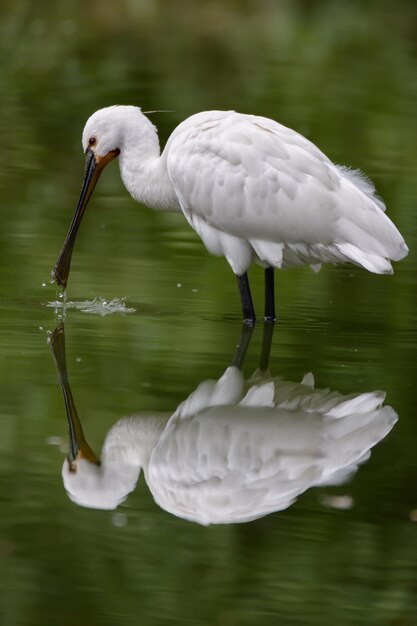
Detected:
left=1, top=2, right=416, bottom=625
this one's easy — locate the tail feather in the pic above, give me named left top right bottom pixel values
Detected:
left=334, top=209, right=408, bottom=273
left=334, top=243, right=393, bottom=274
left=336, top=165, right=386, bottom=212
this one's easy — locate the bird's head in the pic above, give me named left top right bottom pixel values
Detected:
left=61, top=412, right=170, bottom=510
left=52, top=105, right=145, bottom=290
left=81, top=105, right=144, bottom=159
left=62, top=455, right=140, bottom=510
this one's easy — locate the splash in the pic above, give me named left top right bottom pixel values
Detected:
left=46, top=296, right=136, bottom=317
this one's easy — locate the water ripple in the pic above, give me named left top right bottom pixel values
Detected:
left=46, top=296, right=136, bottom=317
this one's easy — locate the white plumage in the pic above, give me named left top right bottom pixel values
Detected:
left=164, top=110, right=405, bottom=275
left=53, top=106, right=408, bottom=321
left=62, top=367, right=397, bottom=524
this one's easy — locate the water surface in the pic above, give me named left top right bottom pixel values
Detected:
left=0, top=2, right=416, bottom=625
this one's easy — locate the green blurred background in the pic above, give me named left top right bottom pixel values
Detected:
left=0, top=1, right=416, bottom=625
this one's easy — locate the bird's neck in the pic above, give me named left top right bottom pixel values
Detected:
left=119, top=119, right=180, bottom=212
left=103, top=413, right=170, bottom=466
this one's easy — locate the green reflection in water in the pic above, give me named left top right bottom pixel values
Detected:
left=0, top=0, right=416, bottom=625
left=50, top=321, right=398, bottom=524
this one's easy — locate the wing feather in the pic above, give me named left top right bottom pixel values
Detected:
left=165, top=111, right=407, bottom=270
left=167, top=111, right=337, bottom=240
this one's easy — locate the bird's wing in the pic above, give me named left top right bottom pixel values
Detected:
left=165, top=111, right=407, bottom=272
left=166, top=111, right=339, bottom=243
left=171, top=366, right=244, bottom=419
left=146, top=372, right=397, bottom=524
left=148, top=404, right=326, bottom=524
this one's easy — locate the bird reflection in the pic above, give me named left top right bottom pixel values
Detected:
left=49, top=324, right=397, bottom=525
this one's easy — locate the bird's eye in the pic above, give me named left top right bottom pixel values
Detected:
left=88, top=137, right=96, bottom=147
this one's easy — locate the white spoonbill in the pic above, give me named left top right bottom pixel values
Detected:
left=61, top=369, right=397, bottom=523
left=53, top=106, right=408, bottom=323
left=50, top=325, right=397, bottom=524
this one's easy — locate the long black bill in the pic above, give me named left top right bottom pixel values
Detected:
left=52, top=148, right=100, bottom=289
left=52, top=146, right=120, bottom=289
left=49, top=324, right=100, bottom=471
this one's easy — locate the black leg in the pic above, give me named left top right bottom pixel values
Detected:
left=264, top=267, right=276, bottom=322
left=231, top=323, right=255, bottom=369
left=259, top=318, right=275, bottom=372
left=236, top=273, right=256, bottom=325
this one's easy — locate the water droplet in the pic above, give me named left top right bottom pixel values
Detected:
left=112, top=512, right=127, bottom=528
left=46, top=436, right=63, bottom=446
left=321, top=495, right=354, bottom=510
